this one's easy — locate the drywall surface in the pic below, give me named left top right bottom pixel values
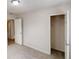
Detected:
left=22, top=11, right=51, bottom=54
left=7, top=13, right=15, bottom=20
left=21, top=3, right=70, bottom=55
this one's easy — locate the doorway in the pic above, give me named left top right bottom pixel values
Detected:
left=7, top=20, right=15, bottom=45
left=50, top=14, right=65, bottom=57
left=7, top=18, right=23, bottom=45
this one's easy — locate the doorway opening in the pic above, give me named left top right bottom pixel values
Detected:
left=7, top=20, right=15, bottom=45
left=50, top=14, right=65, bottom=58
left=7, top=19, right=23, bottom=45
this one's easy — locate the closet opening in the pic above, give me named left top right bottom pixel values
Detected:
left=50, top=14, right=65, bottom=58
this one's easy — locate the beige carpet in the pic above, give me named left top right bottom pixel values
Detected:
left=7, top=44, right=64, bottom=59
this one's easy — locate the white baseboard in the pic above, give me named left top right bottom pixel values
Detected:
left=23, top=43, right=50, bottom=55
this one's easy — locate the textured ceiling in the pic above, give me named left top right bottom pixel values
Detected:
left=7, top=0, right=70, bottom=15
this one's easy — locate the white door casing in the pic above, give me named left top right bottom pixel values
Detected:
left=65, top=10, right=70, bottom=59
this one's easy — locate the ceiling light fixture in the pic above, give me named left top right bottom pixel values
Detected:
left=11, top=0, right=20, bottom=6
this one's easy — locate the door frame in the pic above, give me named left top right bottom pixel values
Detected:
left=50, top=14, right=65, bottom=52
left=50, top=10, right=70, bottom=59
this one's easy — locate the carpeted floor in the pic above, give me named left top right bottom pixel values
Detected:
left=7, top=44, right=64, bottom=59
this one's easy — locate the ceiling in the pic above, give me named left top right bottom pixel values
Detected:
left=7, top=0, right=70, bottom=15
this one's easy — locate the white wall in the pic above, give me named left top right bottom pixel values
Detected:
left=7, top=13, right=15, bottom=20
left=20, top=3, right=70, bottom=55
left=22, top=10, right=51, bottom=54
